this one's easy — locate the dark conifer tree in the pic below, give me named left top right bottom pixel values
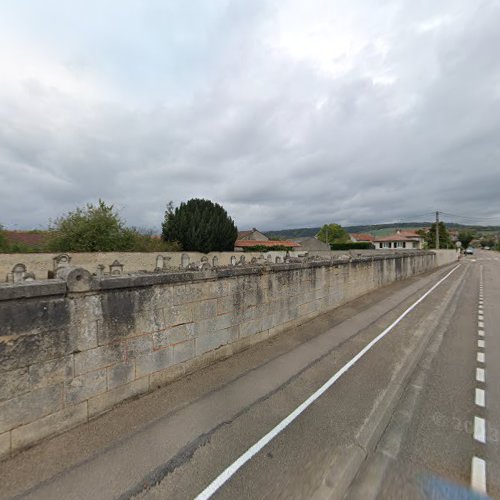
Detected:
left=162, top=199, right=238, bottom=252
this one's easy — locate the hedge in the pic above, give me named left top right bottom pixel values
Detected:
left=330, top=242, right=374, bottom=250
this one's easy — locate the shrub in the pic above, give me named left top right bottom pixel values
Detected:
left=47, top=200, right=139, bottom=252
left=242, top=245, right=291, bottom=252
left=330, top=242, right=374, bottom=250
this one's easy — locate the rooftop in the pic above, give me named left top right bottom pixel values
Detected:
left=234, top=240, right=301, bottom=248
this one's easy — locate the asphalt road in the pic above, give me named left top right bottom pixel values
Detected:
left=2, top=254, right=495, bottom=500
left=348, top=249, right=500, bottom=499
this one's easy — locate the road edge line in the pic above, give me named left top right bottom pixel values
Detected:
left=194, top=264, right=461, bottom=500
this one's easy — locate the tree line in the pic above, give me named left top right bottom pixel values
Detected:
left=0, top=198, right=237, bottom=253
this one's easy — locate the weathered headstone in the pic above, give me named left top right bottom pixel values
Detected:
left=109, top=260, right=124, bottom=275
left=53, top=254, right=71, bottom=272
left=11, top=263, right=27, bottom=283
left=96, top=264, right=105, bottom=278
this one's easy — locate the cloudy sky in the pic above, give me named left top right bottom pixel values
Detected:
left=1, top=0, right=499, bottom=231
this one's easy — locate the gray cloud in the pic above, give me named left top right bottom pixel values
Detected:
left=1, top=0, right=499, bottom=231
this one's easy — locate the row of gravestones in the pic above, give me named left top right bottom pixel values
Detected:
left=178, top=253, right=295, bottom=270
left=4, top=252, right=325, bottom=284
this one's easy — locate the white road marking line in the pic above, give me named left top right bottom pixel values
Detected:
left=478, top=321, right=484, bottom=328
left=478, top=306, right=483, bottom=311
left=478, top=315, right=484, bottom=321
left=478, top=330, right=485, bottom=337
left=474, top=416, right=486, bottom=443
left=475, top=388, right=485, bottom=407
left=477, top=352, right=485, bottom=363
left=476, top=368, right=485, bottom=383
left=193, top=265, right=462, bottom=500
left=478, top=340, right=485, bottom=348
left=471, top=456, right=487, bottom=494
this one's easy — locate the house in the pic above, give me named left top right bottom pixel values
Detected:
left=373, top=229, right=424, bottom=250
left=290, top=237, right=330, bottom=252
left=237, top=228, right=269, bottom=241
left=349, top=233, right=375, bottom=243
left=234, top=240, right=301, bottom=251
left=234, top=228, right=301, bottom=251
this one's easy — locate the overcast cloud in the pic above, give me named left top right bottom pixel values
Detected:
left=1, top=0, right=499, bottom=231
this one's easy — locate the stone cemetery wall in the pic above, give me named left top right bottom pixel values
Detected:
left=0, top=250, right=457, bottom=458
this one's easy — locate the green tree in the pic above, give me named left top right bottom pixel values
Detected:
left=162, top=198, right=238, bottom=252
left=425, top=222, right=454, bottom=249
left=47, top=200, right=137, bottom=252
left=458, top=230, right=475, bottom=250
left=0, top=224, right=8, bottom=252
left=317, top=223, right=350, bottom=245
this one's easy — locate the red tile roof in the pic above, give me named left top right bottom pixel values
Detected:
left=234, top=240, right=301, bottom=248
left=397, top=230, right=421, bottom=237
left=237, top=230, right=254, bottom=239
left=5, top=231, right=47, bottom=246
left=350, top=233, right=375, bottom=242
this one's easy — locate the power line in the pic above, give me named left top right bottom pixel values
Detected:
left=439, top=211, right=500, bottom=222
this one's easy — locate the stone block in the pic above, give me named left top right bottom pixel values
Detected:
left=29, top=356, right=73, bottom=390
left=126, top=335, right=154, bottom=358
left=216, top=295, right=236, bottom=315
left=215, top=312, right=238, bottom=331
left=172, top=340, right=195, bottom=364
left=0, top=326, right=79, bottom=374
left=0, top=385, right=62, bottom=434
left=236, top=329, right=270, bottom=351
left=107, top=361, right=135, bottom=390
left=135, top=348, right=172, bottom=378
left=151, top=286, right=174, bottom=309
left=65, top=369, right=107, bottom=405
left=193, top=318, right=217, bottom=337
left=149, top=363, right=186, bottom=389
left=11, top=402, right=87, bottom=452
left=67, top=295, right=100, bottom=351
left=163, top=303, right=193, bottom=327
left=195, top=328, right=238, bottom=356
left=74, top=344, right=124, bottom=376
left=88, top=377, right=149, bottom=418
left=97, top=288, right=159, bottom=344
left=239, top=318, right=264, bottom=339
left=199, top=281, right=221, bottom=300
left=153, top=323, right=194, bottom=348
left=261, top=314, right=275, bottom=331
left=134, top=308, right=165, bottom=334
left=0, top=431, right=11, bottom=459
left=192, top=299, right=217, bottom=321
left=173, top=284, right=203, bottom=305
left=0, top=296, right=70, bottom=338
left=0, top=368, right=30, bottom=402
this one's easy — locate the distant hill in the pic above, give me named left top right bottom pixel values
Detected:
left=265, top=222, right=500, bottom=239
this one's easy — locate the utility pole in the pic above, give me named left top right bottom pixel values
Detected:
left=435, top=210, right=440, bottom=250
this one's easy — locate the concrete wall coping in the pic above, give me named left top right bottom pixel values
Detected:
left=0, top=250, right=436, bottom=302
